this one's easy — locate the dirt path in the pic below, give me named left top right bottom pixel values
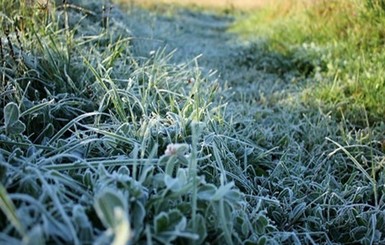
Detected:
left=124, top=8, right=293, bottom=101
left=124, top=0, right=268, bottom=11
left=120, top=0, right=316, bottom=12
left=126, top=9, right=236, bottom=67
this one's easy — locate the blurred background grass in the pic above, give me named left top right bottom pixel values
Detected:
left=230, top=0, right=385, bottom=126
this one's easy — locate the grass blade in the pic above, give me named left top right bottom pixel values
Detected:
left=0, top=183, right=26, bottom=237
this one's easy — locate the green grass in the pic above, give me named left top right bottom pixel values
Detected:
left=1, top=0, right=385, bottom=244
left=231, top=0, right=385, bottom=126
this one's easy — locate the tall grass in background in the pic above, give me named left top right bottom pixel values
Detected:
left=230, top=1, right=385, bottom=243
left=232, top=0, right=385, bottom=126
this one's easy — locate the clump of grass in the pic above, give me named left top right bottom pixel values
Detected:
left=0, top=1, right=272, bottom=244
left=231, top=0, right=385, bottom=126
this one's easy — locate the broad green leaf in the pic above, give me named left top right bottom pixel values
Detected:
left=224, top=189, right=243, bottom=203
left=154, top=209, right=185, bottom=234
left=197, top=184, right=216, bottom=201
left=82, top=169, right=94, bottom=188
left=94, top=189, right=131, bottom=245
left=271, top=210, right=285, bottom=224
left=290, top=202, right=306, bottom=223
left=117, top=166, right=130, bottom=175
left=165, top=156, right=177, bottom=176
left=235, top=216, right=249, bottom=236
left=4, top=102, right=20, bottom=127
left=94, top=189, right=127, bottom=230
left=164, top=169, right=188, bottom=192
left=154, top=209, right=191, bottom=243
left=255, top=215, right=269, bottom=234
left=245, top=239, right=258, bottom=245
left=211, top=182, right=235, bottom=201
left=6, top=120, right=26, bottom=135
left=188, top=214, right=207, bottom=244
left=154, top=212, right=169, bottom=233
left=131, top=201, right=146, bottom=229
left=258, top=236, right=268, bottom=245
left=168, top=209, right=186, bottom=231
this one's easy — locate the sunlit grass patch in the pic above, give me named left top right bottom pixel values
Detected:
left=232, top=0, right=385, bottom=125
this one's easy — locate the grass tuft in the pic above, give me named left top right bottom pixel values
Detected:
left=0, top=1, right=264, bottom=243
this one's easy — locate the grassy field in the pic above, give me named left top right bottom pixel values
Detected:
left=232, top=0, right=385, bottom=125
left=1, top=0, right=385, bottom=244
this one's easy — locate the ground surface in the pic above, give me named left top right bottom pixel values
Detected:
left=124, top=6, right=295, bottom=103
left=128, top=0, right=268, bottom=10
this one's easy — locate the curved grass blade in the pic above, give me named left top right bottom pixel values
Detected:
left=48, top=112, right=105, bottom=145
left=0, top=183, right=26, bottom=237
